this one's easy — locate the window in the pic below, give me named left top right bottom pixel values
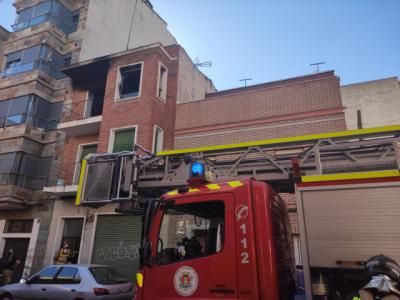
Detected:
left=157, top=201, right=224, bottom=265
left=55, top=267, right=81, bottom=284
left=2, top=45, right=66, bottom=79
left=117, top=64, right=142, bottom=99
left=13, top=0, right=78, bottom=34
left=30, top=266, right=59, bottom=284
left=111, top=128, right=136, bottom=153
left=58, top=218, right=84, bottom=264
left=157, top=64, right=168, bottom=100
left=74, top=144, right=97, bottom=182
left=79, top=144, right=98, bottom=161
left=4, top=219, right=33, bottom=233
left=152, top=126, right=164, bottom=154
left=89, top=267, right=129, bottom=285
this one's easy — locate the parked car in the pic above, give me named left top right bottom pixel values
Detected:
left=0, top=264, right=133, bottom=300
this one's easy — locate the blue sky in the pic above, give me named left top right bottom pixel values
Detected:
left=1, top=0, right=399, bottom=90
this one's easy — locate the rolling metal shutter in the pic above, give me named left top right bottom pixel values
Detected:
left=300, top=184, right=400, bottom=268
left=91, top=215, right=142, bottom=282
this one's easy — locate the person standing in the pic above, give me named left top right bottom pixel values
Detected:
left=1, top=249, right=21, bottom=285
left=54, top=240, right=71, bottom=264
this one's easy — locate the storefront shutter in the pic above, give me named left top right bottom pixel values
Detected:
left=91, top=215, right=142, bottom=282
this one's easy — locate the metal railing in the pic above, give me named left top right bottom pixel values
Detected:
left=46, top=162, right=82, bottom=187
left=59, top=98, right=104, bottom=123
left=0, top=112, right=58, bottom=131
left=1, top=59, right=65, bottom=79
left=0, top=172, right=48, bottom=190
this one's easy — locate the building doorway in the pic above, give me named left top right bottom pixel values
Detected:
left=2, top=238, right=30, bottom=283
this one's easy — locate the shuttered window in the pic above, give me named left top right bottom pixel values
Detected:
left=91, top=215, right=142, bottom=282
left=112, top=128, right=135, bottom=153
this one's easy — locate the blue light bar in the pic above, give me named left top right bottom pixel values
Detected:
left=190, top=162, right=205, bottom=177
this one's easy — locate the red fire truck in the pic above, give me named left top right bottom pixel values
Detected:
left=75, top=125, right=400, bottom=300
left=135, top=176, right=296, bottom=299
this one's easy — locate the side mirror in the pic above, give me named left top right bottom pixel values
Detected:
left=19, top=278, right=27, bottom=284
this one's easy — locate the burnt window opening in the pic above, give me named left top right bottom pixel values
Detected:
left=157, top=64, right=168, bottom=100
left=118, top=64, right=142, bottom=99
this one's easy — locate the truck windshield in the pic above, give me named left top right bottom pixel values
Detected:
left=156, top=201, right=224, bottom=265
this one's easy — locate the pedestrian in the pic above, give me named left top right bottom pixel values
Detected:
left=54, top=240, right=71, bottom=264
left=1, top=249, right=21, bottom=285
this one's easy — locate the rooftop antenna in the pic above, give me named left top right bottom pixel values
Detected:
left=194, top=57, right=212, bottom=68
left=192, top=57, right=212, bottom=99
left=239, top=78, right=252, bottom=87
left=310, top=62, right=325, bottom=73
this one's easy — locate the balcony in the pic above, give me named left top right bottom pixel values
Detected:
left=12, top=14, right=78, bottom=35
left=43, top=162, right=80, bottom=196
left=0, top=173, right=48, bottom=210
left=1, top=59, right=65, bottom=80
left=0, top=112, right=58, bottom=131
left=58, top=98, right=104, bottom=136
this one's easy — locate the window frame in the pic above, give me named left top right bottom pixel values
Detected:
left=152, top=125, right=164, bottom=154
left=114, top=62, right=144, bottom=101
left=73, top=142, right=98, bottom=183
left=29, top=266, right=60, bottom=284
left=155, top=200, right=225, bottom=266
left=54, top=266, right=81, bottom=284
left=108, top=125, right=138, bottom=153
left=156, top=62, right=168, bottom=102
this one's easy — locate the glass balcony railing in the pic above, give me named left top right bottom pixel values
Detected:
left=12, top=14, right=78, bottom=34
left=0, top=112, right=58, bottom=131
left=0, top=172, right=48, bottom=190
left=1, top=59, right=65, bottom=79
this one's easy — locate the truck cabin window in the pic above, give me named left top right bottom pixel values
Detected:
left=156, top=201, right=224, bottom=265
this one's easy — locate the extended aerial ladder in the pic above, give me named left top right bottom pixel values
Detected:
left=75, top=125, right=400, bottom=299
left=75, top=125, right=400, bottom=210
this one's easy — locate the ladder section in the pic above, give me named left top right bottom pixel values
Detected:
left=77, top=126, right=400, bottom=205
left=139, top=127, right=400, bottom=188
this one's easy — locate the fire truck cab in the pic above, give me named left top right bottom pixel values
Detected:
left=135, top=177, right=296, bottom=300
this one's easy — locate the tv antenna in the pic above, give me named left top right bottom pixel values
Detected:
left=239, top=78, right=252, bottom=87
left=194, top=57, right=212, bottom=68
left=310, top=62, right=325, bottom=73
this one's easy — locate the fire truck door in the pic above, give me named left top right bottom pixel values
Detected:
left=143, top=194, right=238, bottom=299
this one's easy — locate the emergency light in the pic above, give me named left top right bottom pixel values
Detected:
left=190, top=162, right=205, bottom=178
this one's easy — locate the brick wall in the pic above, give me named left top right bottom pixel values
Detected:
left=96, top=47, right=178, bottom=153
left=175, top=71, right=346, bottom=149
left=59, top=133, right=99, bottom=184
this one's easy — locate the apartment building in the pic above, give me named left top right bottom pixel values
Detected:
left=0, top=26, right=10, bottom=67
left=0, top=0, right=194, bottom=282
left=42, top=43, right=214, bottom=280
left=0, top=0, right=349, bottom=283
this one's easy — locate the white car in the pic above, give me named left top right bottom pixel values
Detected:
left=0, top=264, right=134, bottom=300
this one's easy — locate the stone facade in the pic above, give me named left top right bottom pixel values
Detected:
left=0, top=26, right=9, bottom=68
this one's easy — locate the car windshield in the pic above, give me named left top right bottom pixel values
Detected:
left=89, top=267, right=128, bottom=285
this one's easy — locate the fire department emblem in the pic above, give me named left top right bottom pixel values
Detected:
left=173, top=266, right=198, bottom=296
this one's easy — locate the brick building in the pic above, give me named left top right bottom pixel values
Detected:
left=175, top=71, right=346, bottom=149
left=0, top=0, right=202, bottom=281
left=42, top=44, right=214, bottom=279
left=1, top=0, right=349, bottom=282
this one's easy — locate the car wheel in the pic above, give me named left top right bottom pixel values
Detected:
left=0, top=293, right=13, bottom=300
